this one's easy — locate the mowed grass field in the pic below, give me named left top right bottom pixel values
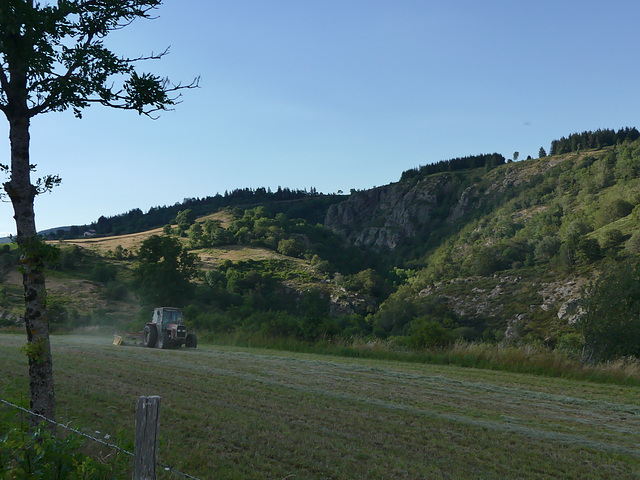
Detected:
left=1, top=334, right=639, bottom=479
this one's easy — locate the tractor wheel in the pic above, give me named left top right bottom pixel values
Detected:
left=156, top=331, right=169, bottom=349
left=185, top=333, right=197, bottom=349
left=143, top=325, right=157, bottom=348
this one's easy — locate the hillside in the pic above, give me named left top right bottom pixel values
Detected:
left=1, top=128, right=640, bottom=360
left=324, top=137, right=640, bottom=350
left=45, top=188, right=347, bottom=239
left=0, top=205, right=382, bottom=334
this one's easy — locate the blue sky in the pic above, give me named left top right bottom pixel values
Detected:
left=2, top=0, right=640, bottom=235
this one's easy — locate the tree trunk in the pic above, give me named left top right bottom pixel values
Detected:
left=4, top=114, right=56, bottom=428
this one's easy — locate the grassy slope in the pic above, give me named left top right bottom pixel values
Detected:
left=0, top=208, right=330, bottom=327
left=57, top=211, right=236, bottom=255
left=1, top=334, right=639, bottom=479
left=367, top=144, right=640, bottom=343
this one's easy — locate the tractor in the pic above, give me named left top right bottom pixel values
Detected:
left=142, top=307, right=197, bottom=349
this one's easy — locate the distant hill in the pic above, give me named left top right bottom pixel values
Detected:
left=3, top=127, right=640, bottom=359
left=44, top=187, right=346, bottom=240
left=0, top=226, right=72, bottom=244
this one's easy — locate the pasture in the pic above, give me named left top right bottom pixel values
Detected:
left=1, top=334, right=639, bottom=479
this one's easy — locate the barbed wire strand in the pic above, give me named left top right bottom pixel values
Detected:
left=0, top=398, right=205, bottom=480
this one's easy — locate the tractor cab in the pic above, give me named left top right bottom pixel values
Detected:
left=154, top=307, right=184, bottom=327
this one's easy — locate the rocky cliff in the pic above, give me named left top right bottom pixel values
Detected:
left=324, top=156, right=569, bottom=251
left=325, top=174, right=459, bottom=249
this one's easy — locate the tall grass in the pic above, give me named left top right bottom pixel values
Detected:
left=202, top=331, right=640, bottom=386
left=441, top=342, right=640, bottom=385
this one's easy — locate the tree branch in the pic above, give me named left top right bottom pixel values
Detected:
left=81, top=75, right=200, bottom=118
left=125, top=46, right=171, bottom=63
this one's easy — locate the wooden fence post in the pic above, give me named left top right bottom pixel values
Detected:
left=133, top=395, right=161, bottom=480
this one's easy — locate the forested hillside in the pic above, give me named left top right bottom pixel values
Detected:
left=2, top=128, right=640, bottom=362
left=46, top=187, right=346, bottom=239
left=326, top=129, right=640, bottom=358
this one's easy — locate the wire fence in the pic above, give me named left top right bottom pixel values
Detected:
left=0, top=397, right=205, bottom=480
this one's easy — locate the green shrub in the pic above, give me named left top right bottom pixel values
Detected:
left=242, top=311, right=303, bottom=339
left=461, top=247, right=500, bottom=276
left=175, top=208, right=196, bottom=229
left=575, top=237, right=602, bottom=263
left=343, top=269, right=390, bottom=297
left=595, top=198, right=633, bottom=227
left=407, top=317, right=453, bottom=349
left=104, top=282, right=128, bottom=301
left=534, top=236, right=561, bottom=263
left=556, top=332, right=584, bottom=356
left=601, top=229, right=626, bottom=250
left=89, top=262, right=117, bottom=283
left=580, top=262, right=640, bottom=360
left=0, top=316, right=15, bottom=327
left=49, top=245, right=83, bottom=271
left=0, top=417, right=124, bottom=479
left=277, top=238, right=305, bottom=257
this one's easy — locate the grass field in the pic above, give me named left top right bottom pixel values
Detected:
left=1, top=334, right=639, bottom=479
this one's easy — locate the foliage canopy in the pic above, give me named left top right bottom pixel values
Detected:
left=133, top=235, right=197, bottom=306
left=0, top=0, right=196, bottom=120
left=580, top=262, right=640, bottom=360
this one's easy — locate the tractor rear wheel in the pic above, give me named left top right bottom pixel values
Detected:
left=143, top=325, right=157, bottom=348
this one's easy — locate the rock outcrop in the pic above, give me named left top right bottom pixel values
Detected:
left=324, top=158, right=570, bottom=251
left=325, top=174, right=462, bottom=249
